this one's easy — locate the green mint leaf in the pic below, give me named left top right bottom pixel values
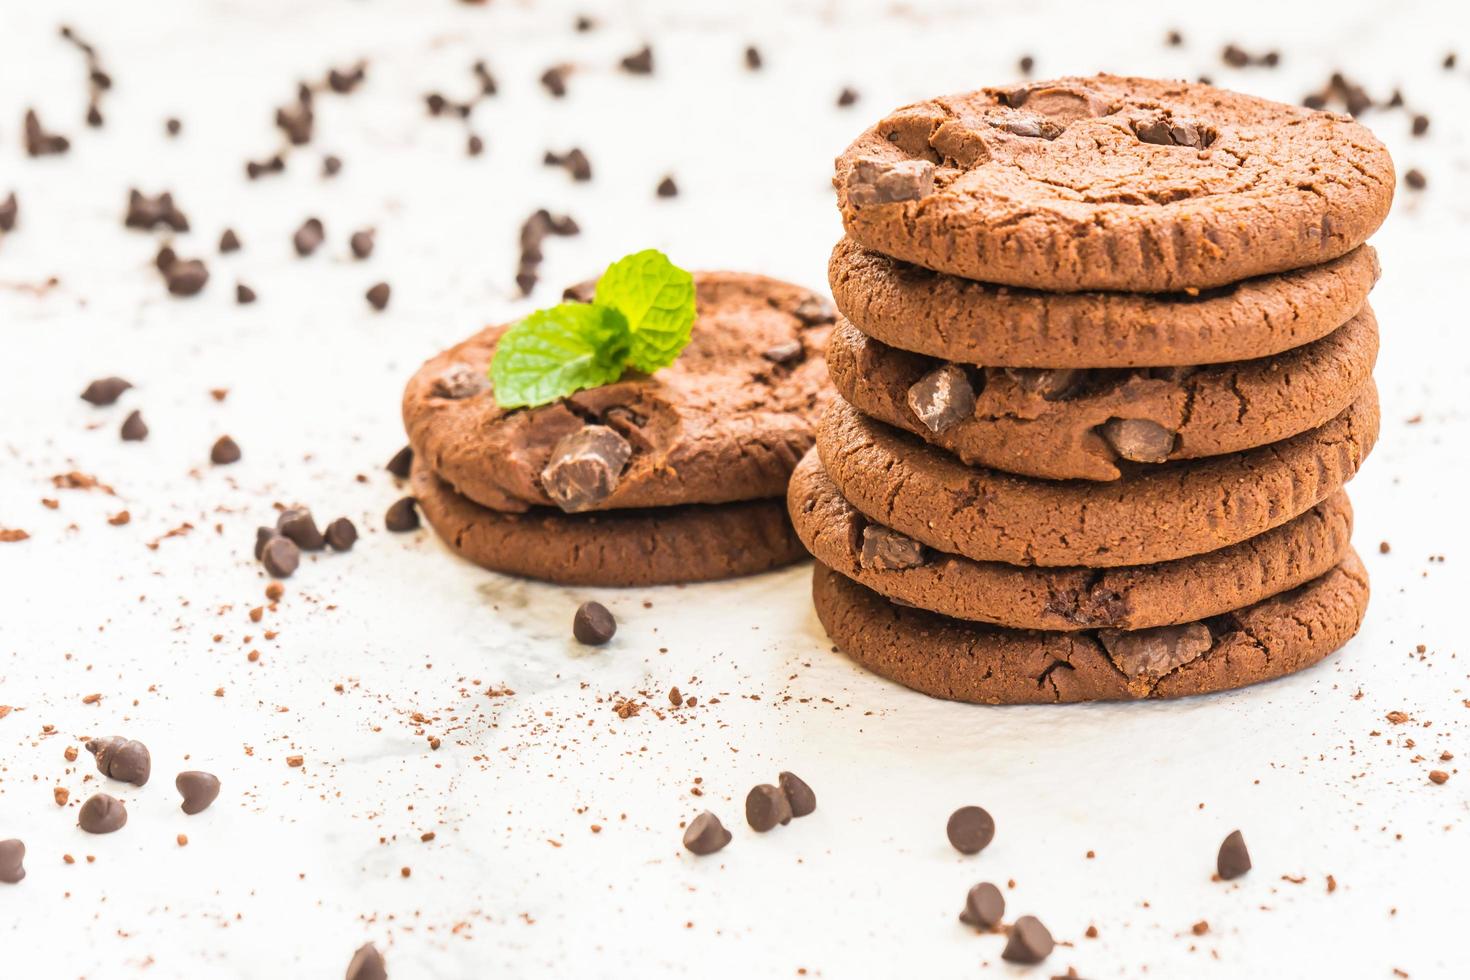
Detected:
left=593, top=249, right=697, bottom=373
left=490, top=303, right=631, bottom=409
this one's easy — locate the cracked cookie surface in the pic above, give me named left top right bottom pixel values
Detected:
left=828, top=237, right=1379, bottom=367
left=835, top=75, right=1394, bottom=291
left=412, top=461, right=805, bottom=586
left=789, top=450, right=1354, bottom=631
left=403, top=272, right=834, bottom=514
left=826, top=307, right=1377, bottom=480
left=812, top=550, right=1368, bottom=703
left=816, top=386, right=1378, bottom=568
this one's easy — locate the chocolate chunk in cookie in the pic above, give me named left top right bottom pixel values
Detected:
left=845, top=158, right=934, bottom=206
left=906, top=364, right=975, bottom=433
left=1099, top=418, right=1177, bottom=463
left=859, top=525, right=927, bottom=571
left=541, top=426, right=633, bottom=513
left=432, top=363, right=487, bottom=399
left=1097, top=622, right=1213, bottom=683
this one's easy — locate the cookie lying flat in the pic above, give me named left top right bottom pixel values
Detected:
left=789, top=450, right=1353, bottom=631
left=816, top=387, right=1377, bottom=568
left=835, top=75, right=1394, bottom=291
left=404, top=272, right=834, bottom=515
left=812, top=552, right=1369, bottom=703
left=412, top=462, right=805, bottom=586
left=829, top=237, right=1379, bottom=368
left=826, top=308, right=1377, bottom=481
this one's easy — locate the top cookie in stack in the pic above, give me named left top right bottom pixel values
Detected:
left=793, top=75, right=1392, bottom=703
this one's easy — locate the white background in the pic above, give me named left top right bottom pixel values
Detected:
left=2, top=1, right=1468, bottom=977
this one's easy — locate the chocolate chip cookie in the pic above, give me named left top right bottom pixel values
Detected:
left=811, top=551, right=1369, bottom=703
left=403, top=272, right=834, bottom=514
left=816, top=386, right=1378, bottom=568
left=829, top=237, right=1380, bottom=367
left=826, top=307, right=1377, bottom=480
left=789, top=450, right=1353, bottom=630
left=412, top=462, right=806, bottom=586
left=835, top=75, right=1394, bottom=291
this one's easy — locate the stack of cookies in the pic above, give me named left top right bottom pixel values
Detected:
left=792, top=75, right=1394, bottom=703
left=402, top=272, right=835, bottom=586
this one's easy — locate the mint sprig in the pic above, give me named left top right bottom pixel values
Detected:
left=491, top=249, right=696, bottom=409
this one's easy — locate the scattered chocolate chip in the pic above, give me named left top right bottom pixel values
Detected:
left=1004, top=366, right=1081, bottom=400
left=846, top=157, right=933, bottom=206
left=959, top=882, right=1005, bottom=929
left=1405, top=169, right=1427, bottom=190
left=1002, top=916, right=1055, bottom=964
left=744, top=45, right=762, bottom=70
left=86, top=735, right=151, bottom=785
left=165, top=117, right=182, bottom=136
left=1019, top=54, right=1035, bottom=75
left=366, top=282, right=391, bottom=310
left=322, top=154, right=343, bottom=177
left=860, top=525, right=927, bottom=571
left=81, top=377, right=132, bottom=406
left=78, top=793, right=128, bottom=834
left=278, top=508, right=326, bottom=551
left=562, top=279, right=598, bottom=304
left=0, top=840, right=24, bottom=884
left=0, top=192, right=18, bottom=232
left=651, top=175, right=681, bottom=200
left=1166, top=29, right=1184, bottom=46
left=682, top=811, right=731, bottom=855
left=204, top=435, right=240, bottom=466
left=836, top=86, right=859, bottom=107
left=541, top=426, right=632, bottom=512
left=276, top=91, right=314, bottom=145
left=350, top=229, right=375, bottom=259
left=346, top=943, right=387, bottom=980
left=540, top=65, right=570, bottom=98
left=746, top=784, right=793, bottom=832
left=762, top=340, right=804, bottom=365
left=236, top=283, right=257, bottom=305
left=572, top=601, right=616, bottom=645
left=293, top=217, right=325, bottom=256
left=325, top=517, right=358, bottom=551
left=778, top=772, right=816, bottom=817
left=1222, top=44, right=1250, bottom=68
left=907, top=364, right=976, bottom=434
left=620, top=45, right=654, bottom=74
left=574, top=14, right=596, bottom=31
left=262, top=536, right=301, bottom=578
left=472, top=60, right=498, bottom=96
left=163, top=257, right=209, bottom=297
left=544, top=148, right=592, bottom=181
left=946, top=805, right=995, bottom=855
left=327, top=62, right=367, bottom=94
left=386, top=445, right=414, bottom=478
left=1444, top=52, right=1457, bottom=70
left=1217, top=830, right=1251, bottom=880
left=385, top=497, right=419, bottom=532
left=120, top=410, right=148, bottom=442
left=23, top=109, right=69, bottom=156
left=467, top=134, right=484, bottom=156
left=1411, top=114, right=1430, bottom=137
left=176, top=771, right=221, bottom=814
left=1099, top=418, right=1177, bottom=463
left=246, top=154, right=286, bottom=180
left=254, top=526, right=279, bottom=560
left=432, top=363, right=488, bottom=399
left=125, top=190, right=190, bottom=232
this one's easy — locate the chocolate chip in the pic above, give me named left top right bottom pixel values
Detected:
left=246, top=154, right=286, bottom=179
left=1002, top=915, right=1054, bottom=964
left=778, top=771, right=816, bottom=817
left=126, top=190, right=190, bottom=232
left=0, top=840, right=24, bottom=884
left=574, top=14, right=596, bottom=31
left=176, top=771, right=221, bottom=814
left=0, top=192, right=18, bottom=232
left=572, top=601, right=616, bottom=645
left=467, top=134, right=484, bottom=157
left=120, top=410, right=149, bottom=442
left=541, top=425, right=632, bottom=512
left=432, top=363, right=488, bottom=399
left=1446, top=52, right=1458, bottom=70
left=1166, top=29, right=1184, bottom=46
left=540, top=65, right=570, bottom=98
left=682, top=812, right=731, bottom=855
left=164, top=258, right=209, bottom=297
left=327, top=63, right=367, bottom=94
left=907, top=364, right=975, bottom=434
left=562, top=279, right=598, bottom=304
left=386, top=445, right=414, bottom=479
left=1222, top=44, right=1250, bottom=68
left=1412, top=114, right=1430, bottom=136
left=836, top=86, right=859, bottom=107
left=793, top=296, right=836, bottom=325
left=346, top=943, right=387, bottom=980
left=293, top=217, right=325, bottom=256
left=366, top=282, right=391, bottom=310
left=860, top=525, right=927, bottom=571
left=219, top=228, right=241, bottom=253
left=620, top=45, right=654, bottom=74
left=1018, top=54, right=1035, bottom=75
left=385, top=497, right=419, bottom=532
left=1004, top=366, right=1081, bottom=400
left=278, top=508, right=325, bottom=551
left=78, top=793, right=127, bottom=834
left=1099, top=418, right=1177, bottom=463
left=85, top=735, right=151, bottom=785
left=210, top=435, right=241, bottom=465
left=324, top=517, right=357, bottom=551
left=1217, top=829, right=1251, bottom=879
left=656, top=175, right=679, bottom=198
left=236, top=283, right=257, bottom=305
left=744, top=45, right=762, bottom=70
left=23, top=109, right=69, bottom=156
left=323, top=155, right=343, bottom=178
left=959, top=882, right=1005, bottom=929
left=254, top=526, right=279, bottom=560
left=1405, top=169, right=1427, bottom=190
left=745, top=784, right=793, bottom=832
left=262, top=536, right=301, bottom=577
left=946, top=805, right=995, bottom=854
left=350, top=229, right=375, bottom=259
left=846, top=157, right=934, bottom=206
left=276, top=96, right=314, bottom=145
left=473, top=60, right=497, bottom=96
left=545, top=148, right=592, bottom=181
left=82, top=377, right=132, bottom=406
left=762, top=340, right=804, bottom=365
left=1097, top=622, right=1212, bottom=678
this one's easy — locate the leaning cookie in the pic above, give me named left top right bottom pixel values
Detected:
left=835, top=75, right=1394, bottom=291
left=403, top=272, right=834, bottom=515
left=812, top=553, right=1369, bottom=703
left=412, top=462, right=806, bottom=586
left=826, top=307, right=1377, bottom=481
left=789, top=450, right=1353, bottom=631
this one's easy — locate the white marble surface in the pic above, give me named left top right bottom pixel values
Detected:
left=2, top=0, right=1468, bottom=977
